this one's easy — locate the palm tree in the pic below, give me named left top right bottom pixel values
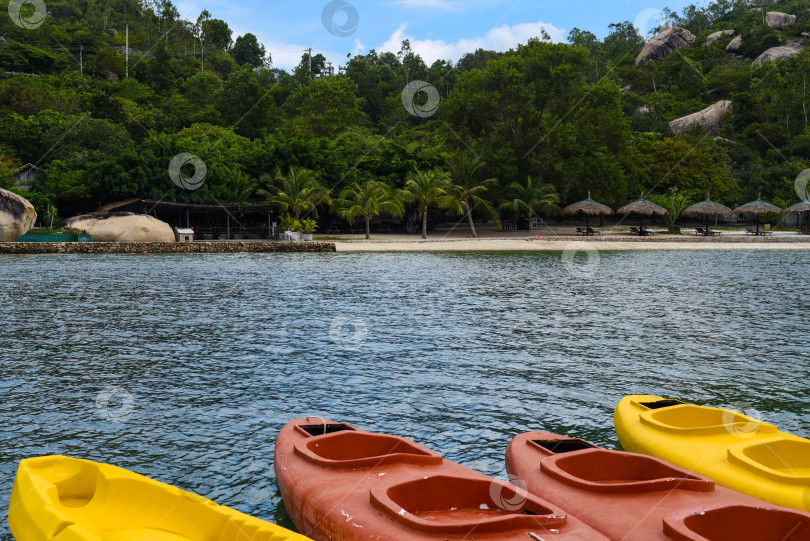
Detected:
left=257, top=166, right=330, bottom=220
left=335, top=181, right=404, bottom=239
left=501, top=176, right=560, bottom=226
left=224, top=172, right=258, bottom=204
left=444, top=151, right=499, bottom=238
left=402, top=169, right=451, bottom=239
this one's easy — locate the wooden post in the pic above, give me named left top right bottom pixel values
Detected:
left=226, top=213, right=230, bottom=240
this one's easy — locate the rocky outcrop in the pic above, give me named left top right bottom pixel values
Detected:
left=705, top=29, right=735, bottom=45
left=765, top=12, right=796, bottom=28
left=669, top=100, right=731, bottom=135
left=754, top=42, right=805, bottom=65
left=0, top=189, right=36, bottom=241
left=635, top=27, right=696, bottom=65
left=751, top=0, right=780, bottom=6
left=726, top=35, right=743, bottom=53
left=60, top=212, right=175, bottom=242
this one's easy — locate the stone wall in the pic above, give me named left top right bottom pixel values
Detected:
left=0, top=241, right=336, bottom=254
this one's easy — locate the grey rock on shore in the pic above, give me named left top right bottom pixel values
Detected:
left=61, top=212, right=176, bottom=242
left=0, top=188, right=37, bottom=241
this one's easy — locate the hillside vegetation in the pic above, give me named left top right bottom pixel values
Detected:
left=0, top=0, right=808, bottom=222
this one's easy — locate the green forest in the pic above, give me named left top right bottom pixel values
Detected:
left=1, top=0, right=809, bottom=228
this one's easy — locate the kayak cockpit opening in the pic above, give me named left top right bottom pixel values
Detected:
left=540, top=448, right=715, bottom=493
left=298, top=422, right=355, bottom=437
left=370, top=475, right=567, bottom=533
left=531, top=439, right=597, bottom=454
left=663, top=505, right=810, bottom=541
left=639, top=399, right=684, bottom=410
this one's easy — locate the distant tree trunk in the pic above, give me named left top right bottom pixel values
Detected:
left=365, top=215, right=371, bottom=239
left=465, top=201, right=477, bottom=238
left=422, top=204, right=428, bottom=239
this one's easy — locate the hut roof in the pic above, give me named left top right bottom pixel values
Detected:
left=563, top=192, right=614, bottom=216
left=617, top=197, right=668, bottom=216
left=734, top=196, right=783, bottom=215
left=785, top=201, right=810, bottom=214
left=682, top=197, right=732, bottom=216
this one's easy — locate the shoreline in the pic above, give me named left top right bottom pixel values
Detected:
left=333, top=235, right=810, bottom=252
left=2, top=237, right=810, bottom=254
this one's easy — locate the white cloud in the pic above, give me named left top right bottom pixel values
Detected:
left=378, top=21, right=566, bottom=65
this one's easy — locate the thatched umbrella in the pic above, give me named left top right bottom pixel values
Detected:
left=785, top=201, right=810, bottom=232
left=734, top=194, right=783, bottom=236
left=682, top=192, right=733, bottom=236
left=562, top=191, right=613, bottom=230
left=617, top=193, right=668, bottom=235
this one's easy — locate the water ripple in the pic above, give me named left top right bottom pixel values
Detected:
left=0, top=251, right=808, bottom=537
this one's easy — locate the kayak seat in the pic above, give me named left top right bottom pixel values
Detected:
left=640, top=405, right=779, bottom=436
left=540, top=449, right=715, bottom=493
left=662, top=504, right=810, bottom=541
left=727, top=438, right=810, bottom=483
left=296, top=423, right=355, bottom=437
left=639, top=399, right=684, bottom=409
left=370, top=475, right=567, bottom=534
left=294, top=431, right=442, bottom=468
left=26, top=457, right=100, bottom=509
left=529, top=439, right=596, bottom=454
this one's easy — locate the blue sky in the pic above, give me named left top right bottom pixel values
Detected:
left=176, top=0, right=699, bottom=70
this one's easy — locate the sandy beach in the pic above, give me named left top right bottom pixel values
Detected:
left=334, top=238, right=810, bottom=252
left=329, top=226, right=810, bottom=252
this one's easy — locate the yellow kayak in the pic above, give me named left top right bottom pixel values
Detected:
left=9, top=455, right=312, bottom=541
left=615, top=395, right=810, bottom=512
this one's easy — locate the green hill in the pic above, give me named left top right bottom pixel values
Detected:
left=0, top=0, right=807, bottom=222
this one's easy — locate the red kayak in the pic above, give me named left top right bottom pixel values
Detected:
left=274, top=418, right=609, bottom=540
left=505, top=430, right=810, bottom=540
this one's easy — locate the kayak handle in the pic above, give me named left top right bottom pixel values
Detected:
left=306, top=416, right=328, bottom=435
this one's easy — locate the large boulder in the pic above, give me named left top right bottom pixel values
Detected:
left=705, top=29, right=735, bottom=45
left=0, top=189, right=36, bottom=241
left=669, top=100, right=732, bottom=136
left=751, top=0, right=780, bottom=5
left=754, top=42, right=805, bottom=65
left=61, top=212, right=175, bottom=242
left=636, top=27, right=696, bottom=65
left=765, top=11, right=796, bottom=28
left=726, top=35, right=743, bottom=53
